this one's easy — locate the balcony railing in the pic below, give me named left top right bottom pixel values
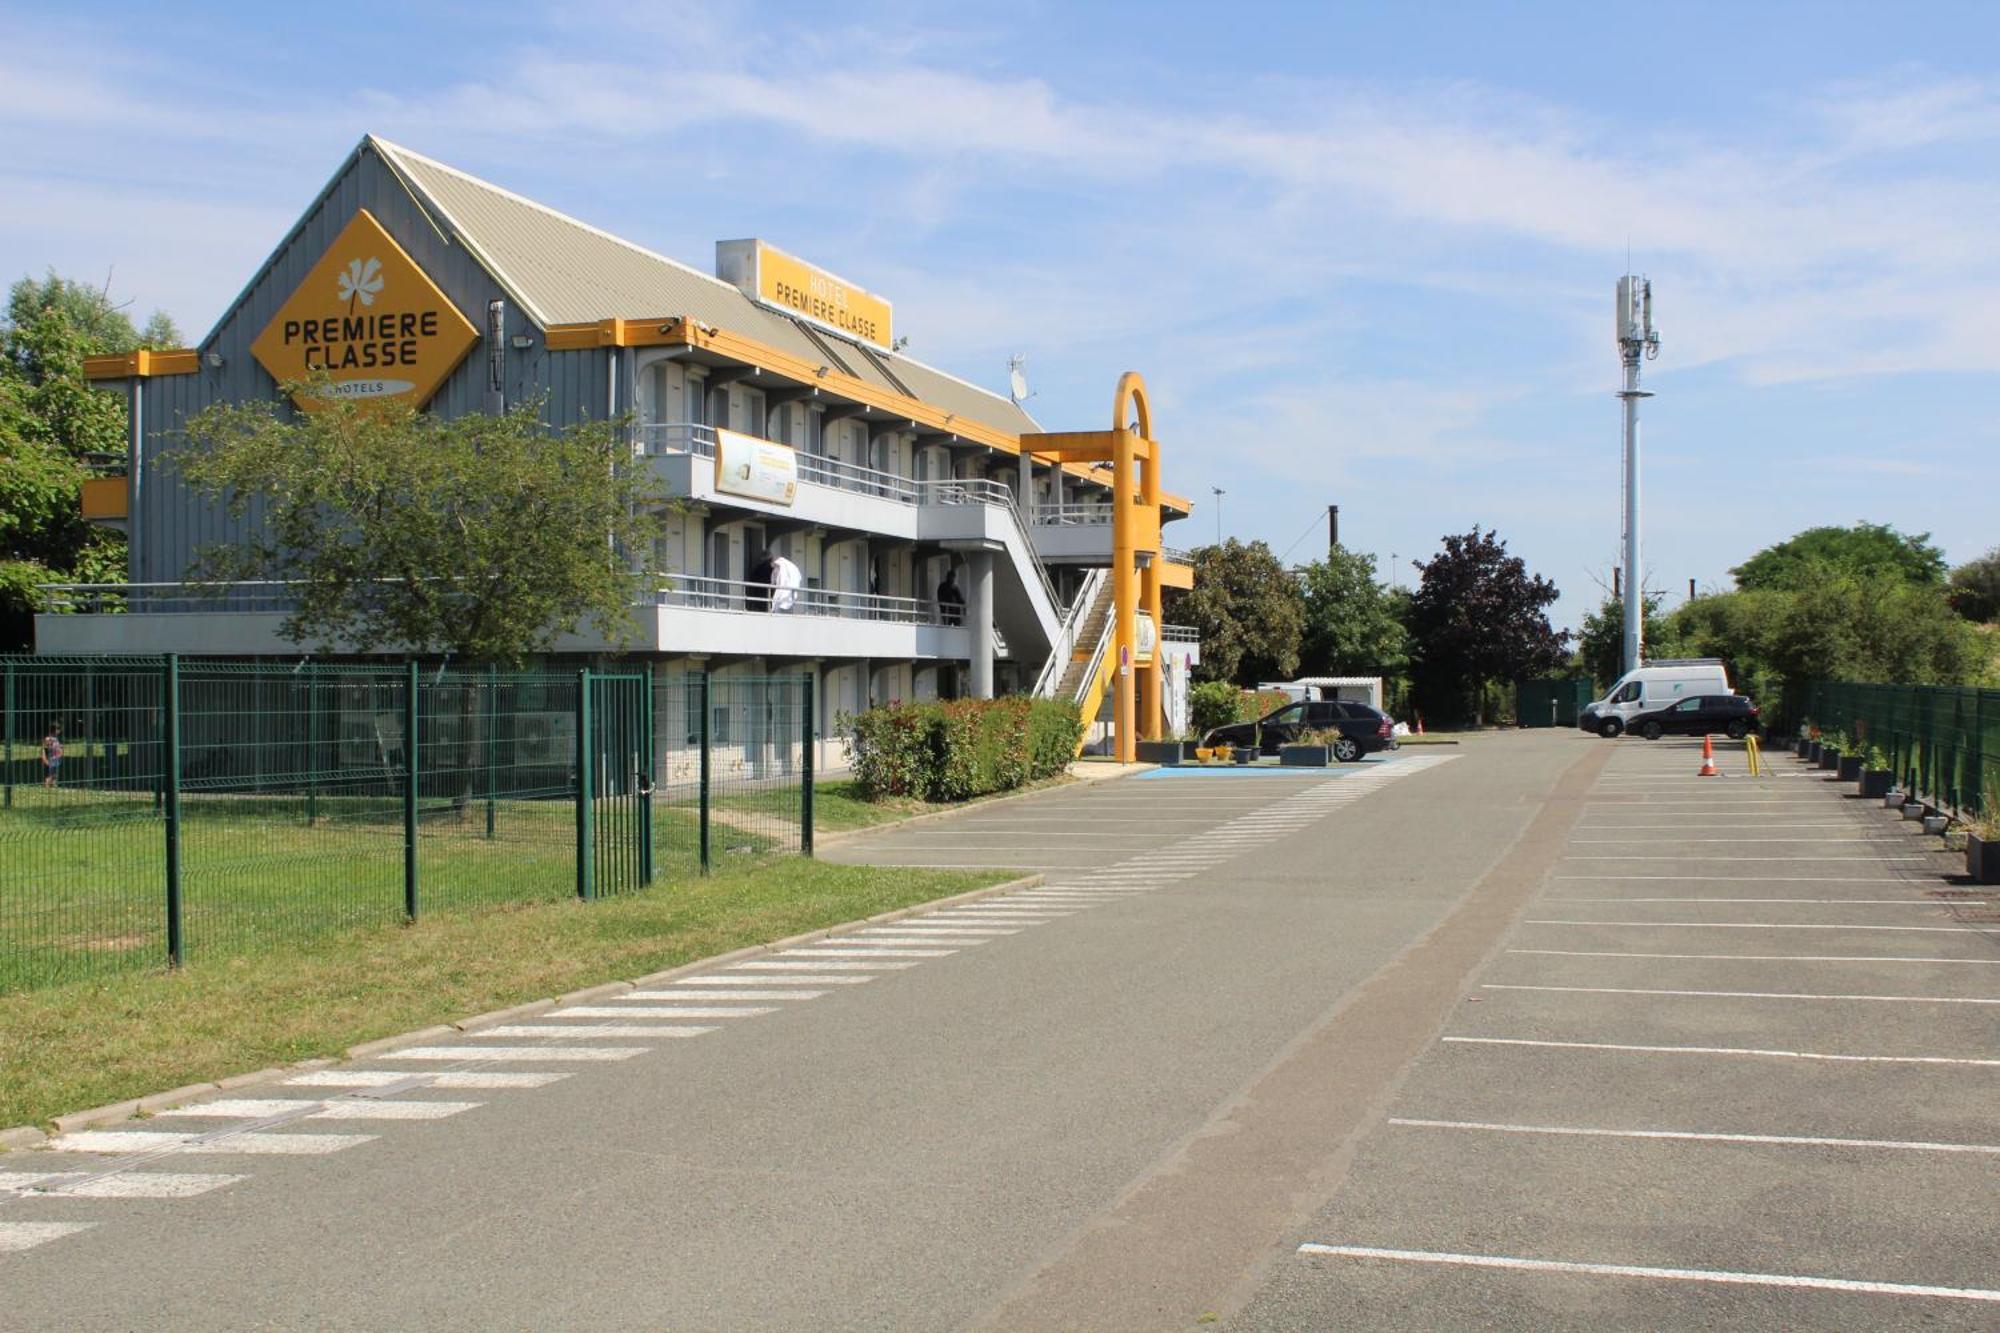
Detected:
left=1032, top=502, right=1113, bottom=526
left=41, top=577, right=963, bottom=630
left=636, top=420, right=1063, bottom=615
left=649, top=574, right=955, bottom=626
left=1162, top=546, right=1194, bottom=565
left=1162, top=623, right=1200, bottom=645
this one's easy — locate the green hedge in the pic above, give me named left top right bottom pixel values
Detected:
left=848, top=697, right=1084, bottom=801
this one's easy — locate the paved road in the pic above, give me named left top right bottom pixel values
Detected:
left=8, top=733, right=1982, bottom=1329
left=1233, top=735, right=1996, bottom=1330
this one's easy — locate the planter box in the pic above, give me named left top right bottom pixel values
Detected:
left=1279, top=744, right=1331, bottom=768
left=1859, top=769, right=1892, bottom=799
left=1231, top=747, right=1257, bottom=765
left=1136, top=740, right=1191, bottom=765
left=1818, top=749, right=1840, bottom=770
left=1806, top=741, right=1823, bottom=761
left=1837, top=755, right=1862, bottom=781
left=1969, top=833, right=2000, bottom=885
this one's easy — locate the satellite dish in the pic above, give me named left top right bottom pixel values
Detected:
left=1007, top=354, right=1031, bottom=404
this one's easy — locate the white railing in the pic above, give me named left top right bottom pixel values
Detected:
left=649, top=574, right=955, bottom=626
left=1033, top=567, right=1109, bottom=699
left=1033, top=502, right=1113, bottom=526
left=1162, top=623, right=1200, bottom=645
left=39, top=577, right=964, bottom=630
left=636, top=420, right=1063, bottom=615
left=1162, top=546, right=1194, bottom=565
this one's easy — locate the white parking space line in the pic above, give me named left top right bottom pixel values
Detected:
left=1571, top=838, right=1884, bottom=844
left=692, top=974, right=875, bottom=985
left=1554, top=875, right=1924, bottom=883
left=1564, top=856, right=1938, bottom=862
left=475, top=1024, right=717, bottom=1038
left=1545, top=897, right=1978, bottom=905
left=382, top=1045, right=651, bottom=1060
left=1526, top=919, right=1989, bottom=933
left=1511, top=949, right=2000, bottom=965
left=154, top=1098, right=479, bottom=1121
left=1389, top=1118, right=2000, bottom=1155
left=0, top=1171, right=246, bottom=1198
left=626, top=989, right=822, bottom=1001
left=554, top=1005, right=779, bottom=1018
left=850, top=927, right=1017, bottom=937
left=287, top=1070, right=571, bottom=1088
left=777, top=947, right=958, bottom=958
left=0, top=1222, right=94, bottom=1252
left=1482, top=984, right=2000, bottom=1005
left=1442, top=1036, right=2000, bottom=1067
left=732, top=960, right=917, bottom=972
left=308, top=1100, right=481, bottom=1120
left=1293, top=1244, right=2000, bottom=1304
left=50, top=1131, right=376, bottom=1155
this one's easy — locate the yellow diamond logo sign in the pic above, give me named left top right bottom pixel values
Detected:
left=250, top=208, right=479, bottom=409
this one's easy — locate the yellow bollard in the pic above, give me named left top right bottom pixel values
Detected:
left=1746, top=734, right=1762, bottom=777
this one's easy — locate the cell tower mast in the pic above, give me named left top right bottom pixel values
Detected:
left=1616, top=275, right=1660, bottom=674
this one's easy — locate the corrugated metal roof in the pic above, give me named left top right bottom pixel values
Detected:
left=371, top=137, right=1040, bottom=437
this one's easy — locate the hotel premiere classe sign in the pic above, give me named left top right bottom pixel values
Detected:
left=251, top=208, right=479, bottom=407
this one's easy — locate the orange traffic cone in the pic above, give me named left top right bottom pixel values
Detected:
left=1698, top=733, right=1719, bottom=777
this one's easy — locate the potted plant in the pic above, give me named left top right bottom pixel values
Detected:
left=1279, top=727, right=1334, bottom=768
left=1231, top=745, right=1257, bottom=765
left=1137, top=737, right=1191, bottom=765
left=1818, top=729, right=1844, bottom=770
left=1858, top=745, right=1893, bottom=800
left=1796, top=719, right=1817, bottom=759
left=1837, top=748, right=1863, bottom=782
left=1967, top=797, right=2000, bottom=885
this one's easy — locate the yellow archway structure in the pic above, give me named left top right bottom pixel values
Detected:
left=1021, top=371, right=1165, bottom=763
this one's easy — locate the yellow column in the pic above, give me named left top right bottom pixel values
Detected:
left=1111, top=424, right=1137, bottom=763
left=1139, top=446, right=1163, bottom=741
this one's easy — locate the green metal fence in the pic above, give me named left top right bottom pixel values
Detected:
left=0, top=656, right=814, bottom=993
left=1802, top=681, right=1998, bottom=820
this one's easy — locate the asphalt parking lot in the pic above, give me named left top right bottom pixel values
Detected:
left=1233, top=734, right=1996, bottom=1331
left=819, top=755, right=1418, bottom=871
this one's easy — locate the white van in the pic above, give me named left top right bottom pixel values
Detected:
left=1579, top=659, right=1731, bottom=737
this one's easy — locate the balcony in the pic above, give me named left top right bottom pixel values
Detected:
left=34, top=577, right=974, bottom=661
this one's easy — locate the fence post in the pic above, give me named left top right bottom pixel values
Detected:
left=800, top=675, right=815, bottom=857
left=404, top=661, right=419, bottom=921
left=639, top=663, right=656, bottom=884
left=305, top=667, right=319, bottom=827
left=698, top=672, right=712, bottom=875
left=163, top=653, right=183, bottom=968
left=577, top=669, right=594, bottom=901
left=3, top=659, right=13, bottom=808
left=485, top=663, right=498, bottom=840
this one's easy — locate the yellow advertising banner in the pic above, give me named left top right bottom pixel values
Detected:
left=250, top=209, right=479, bottom=408
left=713, top=427, right=799, bottom=506
left=751, top=242, right=893, bottom=350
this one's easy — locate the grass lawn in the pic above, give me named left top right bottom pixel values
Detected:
left=0, top=855, right=1011, bottom=1131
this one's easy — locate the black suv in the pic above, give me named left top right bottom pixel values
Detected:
left=1628, top=693, right=1761, bottom=741
left=1202, top=699, right=1397, bottom=761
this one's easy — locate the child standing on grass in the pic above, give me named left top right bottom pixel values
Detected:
left=41, top=722, right=61, bottom=788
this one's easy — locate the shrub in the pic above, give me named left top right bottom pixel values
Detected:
left=1189, top=681, right=1240, bottom=736
left=847, top=696, right=1082, bottom=801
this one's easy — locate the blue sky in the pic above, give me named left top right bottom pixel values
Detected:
left=4, top=1, right=1995, bottom=629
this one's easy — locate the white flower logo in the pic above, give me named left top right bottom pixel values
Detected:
left=337, top=257, right=384, bottom=310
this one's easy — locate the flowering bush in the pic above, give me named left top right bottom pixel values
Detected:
left=848, top=697, right=1082, bottom=800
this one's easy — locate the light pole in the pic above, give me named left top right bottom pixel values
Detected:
left=1616, top=275, right=1660, bottom=674
left=1211, top=486, right=1225, bottom=546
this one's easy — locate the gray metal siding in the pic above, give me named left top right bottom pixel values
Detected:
left=135, top=147, right=525, bottom=584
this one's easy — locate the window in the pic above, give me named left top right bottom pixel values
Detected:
left=1307, top=702, right=1340, bottom=725
left=1614, top=681, right=1641, bottom=703
left=1675, top=698, right=1701, bottom=713
left=1267, top=703, right=1305, bottom=725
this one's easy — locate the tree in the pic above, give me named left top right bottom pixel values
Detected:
left=177, top=390, right=670, bottom=663
left=1573, top=593, right=1669, bottom=688
left=4, top=272, right=181, bottom=375
left=1405, top=527, right=1567, bottom=725
left=1164, top=539, right=1304, bottom=685
left=0, top=280, right=153, bottom=649
left=1948, top=548, right=2000, bottom=623
left=1298, top=547, right=1409, bottom=680
left=1731, top=522, right=1946, bottom=591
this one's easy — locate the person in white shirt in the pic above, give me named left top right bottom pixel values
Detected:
left=770, top=552, right=804, bottom=613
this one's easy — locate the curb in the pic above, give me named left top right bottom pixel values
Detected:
left=4, top=870, right=1048, bottom=1149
